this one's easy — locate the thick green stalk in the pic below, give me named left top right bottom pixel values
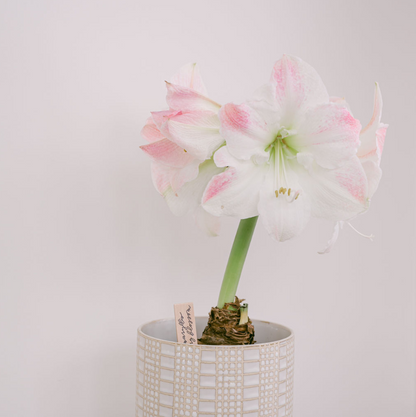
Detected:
left=217, top=216, right=258, bottom=309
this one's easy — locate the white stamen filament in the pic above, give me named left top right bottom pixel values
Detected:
left=347, top=222, right=374, bottom=241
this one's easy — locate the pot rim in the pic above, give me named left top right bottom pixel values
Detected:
left=137, top=316, right=294, bottom=347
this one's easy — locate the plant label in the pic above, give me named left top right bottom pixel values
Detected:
left=174, top=303, right=197, bottom=344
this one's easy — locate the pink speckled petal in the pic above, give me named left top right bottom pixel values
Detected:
left=202, top=147, right=267, bottom=218
left=140, top=138, right=197, bottom=169
left=141, top=117, right=164, bottom=143
left=151, top=110, right=180, bottom=138
left=299, top=156, right=369, bottom=221
left=166, top=82, right=221, bottom=113
left=165, top=111, right=223, bottom=160
left=194, top=205, right=221, bottom=237
left=290, top=103, right=361, bottom=170
left=219, top=103, right=274, bottom=161
left=171, top=63, right=208, bottom=96
left=269, top=55, right=329, bottom=126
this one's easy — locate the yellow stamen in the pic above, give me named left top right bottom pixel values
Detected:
left=275, top=190, right=279, bottom=198
left=288, top=188, right=291, bottom=196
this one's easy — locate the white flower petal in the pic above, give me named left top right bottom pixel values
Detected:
left=213, top=145, right=237, bottom=168
left=357, top=83, right=388, bottom=198
left=361, top=160, right=382, bottom=200
left=165, top=111, right=224, bottom=160
left=330, top=96, right=352, bottom=114
left=358, top=83, right=385, bottom=161
left=194, top=205, right=221, bottom=237
left=299, top=156, right=369, bottom=221
left=318, top=221, right=344, bottom=254
left=269, top=55, right=329, bottom=126
left=170, top=63, right=208, bottom=96
left=258, top=177, right=311, bottom=242
left=219, top=103, right=274, bottom=161
left=202, top=147, right=267, bottom=218
left=169, top=161, right=201, bottom=193
left=151, top=162, right=171, bottom=195
left=164, top=159, right=223, bottom=216
left=358, top=84, right=388, bottom=198
left=290, top=103, right=361, bottom=169
left=257, top=160, right=311, bottom=242
left=151, top=158, right=201, bottom=195
left=248, top=83, right=282, bottom=129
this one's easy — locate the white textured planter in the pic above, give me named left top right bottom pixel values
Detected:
left=136, top=317, right=294, bottom=417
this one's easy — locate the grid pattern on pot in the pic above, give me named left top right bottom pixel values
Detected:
left=136, top=331, right=294, bottom=417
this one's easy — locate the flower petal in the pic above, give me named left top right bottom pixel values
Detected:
left=194, top=205, right=221, bottom=237
left=152, top=160, right=223, bottom=232
left=164, top=159, right=223, bottom=216
left=202, top=147, right=266, bottom=218
left=249, top=82, right=282, bottom=127
left=151, top=110, right=179, bottom=137
left=269, top=55, right=329, bottom=126
left=166, top=82, right=221, bottom=113
left=141, top=117, right=164, bottom=143
left=290, top=103, right=361, bottom=169
left=357, top=84, right=388, bottom=198
left=171, top=63, right=208, bottom=96
left=358, top=83, right=388, bottom=164
left=165, top=111, right=224, bottom=160
left=169, top=161, right=201, bottom=193
left=150, top=157, right=200, bottom=194
left=258, top=170, right=311, bottom=242
left=140, top=138, right=197, bottom=168
left=318, top=221, right=344, bottom=254
left=330, top=96, right=352, bottom=114
left=299, top=156, right=369, bottom=221
left=151, top=162, right=171, bottom=196
left=361, top=160, right=382, bottom=199
left=219, top=103, right=274, bottom=161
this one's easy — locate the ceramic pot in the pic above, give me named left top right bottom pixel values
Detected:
left=136, top=317, right=294, bottom=417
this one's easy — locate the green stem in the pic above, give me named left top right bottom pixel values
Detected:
left=217, top=216, right=259, bottom=309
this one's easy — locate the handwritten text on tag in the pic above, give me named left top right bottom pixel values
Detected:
left=174, top=303, right=197, bottom=344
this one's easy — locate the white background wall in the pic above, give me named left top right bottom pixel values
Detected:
left=1, top=1, right=415, bottom=416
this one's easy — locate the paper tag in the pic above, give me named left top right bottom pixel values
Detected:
left=174, top=302, right=197, bottom=344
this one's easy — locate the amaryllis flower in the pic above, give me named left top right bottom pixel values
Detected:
left=202, top=55, right=381, bottom=242
left=140, top=63, right=224, bottom=236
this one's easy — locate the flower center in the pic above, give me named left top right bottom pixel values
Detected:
left=269, top=129, right=300, bottom=202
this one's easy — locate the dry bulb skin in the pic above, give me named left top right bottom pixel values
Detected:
left=198, top=297, right=255, bottom=345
